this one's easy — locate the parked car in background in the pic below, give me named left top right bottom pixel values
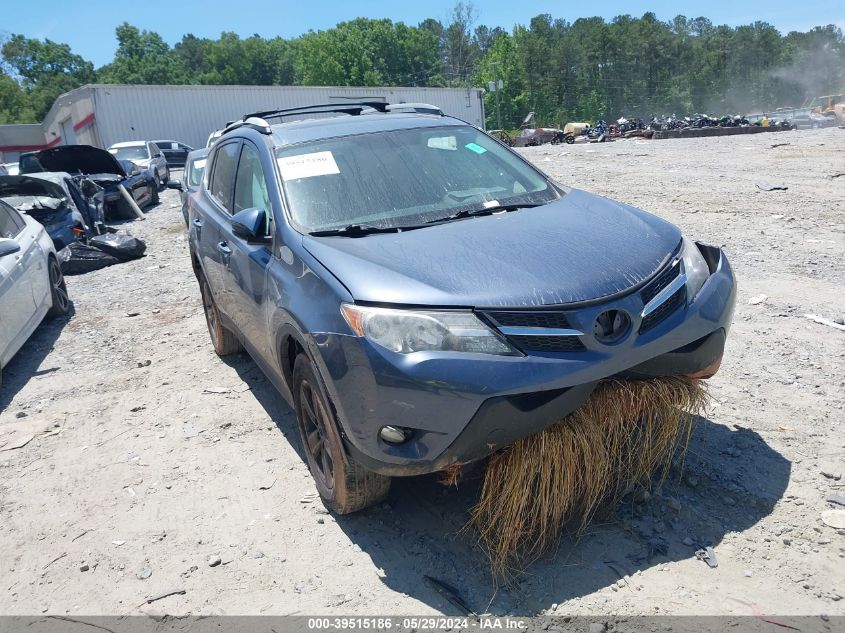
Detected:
left=188, top=103, right=736, bottom=514
left=5, top=163, right=19, bottom=176
left=0, top=199, right=69, bottom=385
left=167, top=148, right=208, bottom=226
left=19, top=145, right=159, bottom=221
left=108, top=141, right=169, bottom=186
left=206, top=130, right=223, bottom=148
left=792, top=112, right=837, bottom=129
left=0, top=172, right=104, bottom=249
left=152, top=140, right=194, bottom=168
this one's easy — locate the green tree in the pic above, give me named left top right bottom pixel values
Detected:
left=98, top=23, right=187, bottom=84
left=1, top=34, right=96, bottom=120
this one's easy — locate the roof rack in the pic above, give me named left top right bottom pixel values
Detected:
left=222, top=116, right=273, bottom=135
left=385, top=103, right=444, bottom=115
left=245, top=102, right=390, bottom=121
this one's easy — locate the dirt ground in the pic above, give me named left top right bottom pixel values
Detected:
left=1, top=127, right=843, bottom=618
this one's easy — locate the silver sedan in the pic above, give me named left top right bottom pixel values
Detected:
left=0, top=199, right=69, bottom=385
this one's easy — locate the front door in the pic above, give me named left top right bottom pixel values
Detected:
left=224, top=141, right=274, bottom=356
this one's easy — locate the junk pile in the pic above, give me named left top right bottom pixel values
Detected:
left=469, top=376, right=708, bottom=578
left=57, top=233, right=147, bottom=275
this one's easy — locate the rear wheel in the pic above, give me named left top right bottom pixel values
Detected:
left=293, top=354, right=390, bottom=514
left=47, top=256, right=69, bottom=317
left=199, top=275, right=242, bottom=356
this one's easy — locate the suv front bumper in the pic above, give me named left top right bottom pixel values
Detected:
left=314, top=246, right=735, bottom=476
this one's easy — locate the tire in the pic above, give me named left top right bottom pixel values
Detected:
left=293, top=353, right=390, bottom=514
left=47, top=256, right=70, bottom=317
left=164, top=168, right=170, bottom=186
left=150, top=184, right=159, bottom=206
left=198, top=275, right=242, bottom=356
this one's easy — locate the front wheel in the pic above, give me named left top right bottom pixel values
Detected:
left=293, top=354, right=390, bottom=514
left=47, top=256, right=70, bottom=317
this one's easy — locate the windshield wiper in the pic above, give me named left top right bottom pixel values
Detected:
left=427, top=202, right=543, bottom=224
left=309, top=223, right=423, bottom=237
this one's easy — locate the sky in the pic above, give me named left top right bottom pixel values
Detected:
left=3, top=0, right=844, bottom=67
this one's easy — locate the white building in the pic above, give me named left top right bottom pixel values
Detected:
left=0, top=84, right=486, bottom=163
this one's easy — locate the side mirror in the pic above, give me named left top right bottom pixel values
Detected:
left=231, top=207, right=271, bottom=244
left=166, top=179, right=183, bottom=191
left=0, top=238, right=21, bottom=257
left=154, top=152, right=163, bottom=158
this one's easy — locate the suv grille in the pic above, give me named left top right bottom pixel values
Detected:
left=507, top=335, right=586, bottom=353
left=482, top=310, right=585, bottom=353
left=484, top=310, right=572, bottom=329
left=641, top=260, right=681, bottom=305
left=640, top=286, right=685, bottom=333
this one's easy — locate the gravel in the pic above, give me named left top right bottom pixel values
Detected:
left=0, top=128, right=842, bottom=616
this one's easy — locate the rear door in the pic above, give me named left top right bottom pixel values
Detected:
left=197, top=140, right=240, bottom=322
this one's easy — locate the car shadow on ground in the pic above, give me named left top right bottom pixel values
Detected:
left=222, top=352, right=790, bottom=616
left=335, top=415, right=790, bottom=616
left=0, top=305, right=74, bottom=410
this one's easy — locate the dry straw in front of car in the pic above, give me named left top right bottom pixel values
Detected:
left=470, top=376, right=708, bottom=578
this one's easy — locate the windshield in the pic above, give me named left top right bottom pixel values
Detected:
left=110, top=146, right=149, bottom=161
left=187, top=157, right=206, bottom=187
left=275, top=125, right=559, bottom=233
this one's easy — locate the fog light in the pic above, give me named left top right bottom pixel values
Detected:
left=379, top=425, right=412, bottom=445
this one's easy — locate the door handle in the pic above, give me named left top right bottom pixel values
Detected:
left=217, top=242, right=231, bottom=255
left=193, top=218, right=203, bottom=227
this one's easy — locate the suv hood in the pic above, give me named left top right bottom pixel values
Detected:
left=302, top=188, right=682, bottom=308
left=22, top=145, right=125, bottom=177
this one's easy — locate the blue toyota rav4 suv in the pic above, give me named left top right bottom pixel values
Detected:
left=188, top=103, right=736, bottom=513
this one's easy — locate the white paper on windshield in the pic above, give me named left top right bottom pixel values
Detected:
left=194, top=159, right=207, bottom=169
left=278, top=151, right=340, bottom=181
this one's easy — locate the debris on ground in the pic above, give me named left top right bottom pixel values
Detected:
left=144, top=589, right=186, bottom=604
left=57, top=233, right=146, bottom=275
left=470, top=377, right=707, bottom=577
left=748, top=294, right=768, bottom=305
left=826, top=495, right=845, bottom=507
left=135, top=567, right=153, bottom=580
left=89, top=233, right=147, bottom=262
left=803, top=314, right=845, bottom=332
left=755, top=183, right=789, bottom=191
left=820, top=510, right=845, bottom=529
left=695, top=546, right=719, bottom=568
left=423, top=576, right=472, bottom=615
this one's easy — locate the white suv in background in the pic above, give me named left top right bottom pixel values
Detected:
left=107, top=141, right=169, bottom=187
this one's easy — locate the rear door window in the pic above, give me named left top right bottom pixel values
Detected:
left=209, top=142, right=239, bottom=213
left=0, top=203, right=25, bottom=238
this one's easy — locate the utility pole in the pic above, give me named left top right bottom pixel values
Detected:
left=488, top=63, right=503, bottom=130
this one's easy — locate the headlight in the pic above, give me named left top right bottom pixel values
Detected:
left=340, top=304, right=517, bottom=355
left=681, top=237, right=710, bottom=300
